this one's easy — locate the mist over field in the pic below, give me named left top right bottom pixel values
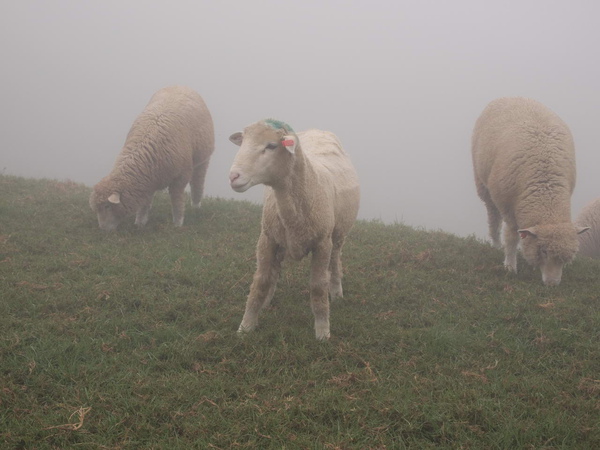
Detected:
left=2, top=0, right=600, bottom=238
left=2, top=3, right=600, bottom=445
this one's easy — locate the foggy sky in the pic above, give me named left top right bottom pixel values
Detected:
left=2, top=0, right=600, bottom=239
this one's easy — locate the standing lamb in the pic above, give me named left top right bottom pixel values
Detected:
left=576, top=198, right=600, bottom=258
left=229, top=119, right=360, bottom=340
left=472, top=97, right=589, bottom=286
left=90, top=86, right=214, bottom=231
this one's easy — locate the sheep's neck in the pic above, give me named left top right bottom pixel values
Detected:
left=272, top=148, right=315, bottom=224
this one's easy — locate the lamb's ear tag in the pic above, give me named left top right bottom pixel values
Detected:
left=518, top=228, right=537, bottom=239
left=281, top=136, right=296, bottom=154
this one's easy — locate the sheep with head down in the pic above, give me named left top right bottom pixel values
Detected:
left=229, top=119, right=360, bottom=340
left=576, top=198, right=600, bottom=259
left=472, top=97, right=589, bottom=286
left=90, top=86, right=214, bottom=231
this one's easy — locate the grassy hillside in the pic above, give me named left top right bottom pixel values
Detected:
left=1, top=174, right=599, bottom=449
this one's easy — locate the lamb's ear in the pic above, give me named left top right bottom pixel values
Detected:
left=281, top=135, right=297, bottom=154
left=518, top=228, right=537, bottom=239
left=577, top=226, right=591, bottom=234
left=108, top=192, right=121, bottom=204
left=229, top=132, right=243, bottom=146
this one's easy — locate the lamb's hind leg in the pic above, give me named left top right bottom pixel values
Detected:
left=476, top=178, right=502, bottom=248
left=190, top=160, right=210, bottom=208
left=328, top=238, right=344, bottom=300
left=310, top=239, right=333, bottom=340
left=238, top=234, right=283, bottom=334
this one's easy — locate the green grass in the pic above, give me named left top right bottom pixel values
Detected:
left=1, top=174, right=599, bottom=449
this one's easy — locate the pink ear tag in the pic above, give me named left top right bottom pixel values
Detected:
left=281, top=139, right=295, bottom=153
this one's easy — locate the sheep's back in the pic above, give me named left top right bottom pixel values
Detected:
left=298, top=130, right=358, bottom=186
left=298, top=130, right=360, bottom=232
left=472, top=97, right=575, bottom=195
left=114, top=86, right=213, bottom=188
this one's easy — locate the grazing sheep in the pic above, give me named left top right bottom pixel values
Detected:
left=229, top=119, right=360, bottom=340
left=576, top=198, right=600, bottom=258
left=90, top=86, right=214, bottom=230
left=472, top=97, right=589, bottom=286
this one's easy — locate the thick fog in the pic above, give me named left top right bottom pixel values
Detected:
left=2, top=1, right=599, bottom=238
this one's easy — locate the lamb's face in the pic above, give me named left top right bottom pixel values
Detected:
left=89, top=190, right=127, bottom=231
left=228, top=122, right=295, bottom=192
left=519, top=223, right=582, bottom=286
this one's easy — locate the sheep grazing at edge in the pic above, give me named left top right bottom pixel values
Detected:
left=90, top=86, right=214, bottom=231
left=228, top=119, right=360, bottom=340
left=472, top=97, right=589, bottom=286
left=576, top=198, right=600, bottom=259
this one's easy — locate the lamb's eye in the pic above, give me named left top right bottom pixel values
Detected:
left=265, top=143, right=278, bottom=150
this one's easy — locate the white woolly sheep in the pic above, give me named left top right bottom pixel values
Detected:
left=576, top=198, right=600, bottom=258
left=472, top=97, right=589, bottom=286
left=90, top=86, right=214, bottom=230
left=228, top=119, right=360, bottom=340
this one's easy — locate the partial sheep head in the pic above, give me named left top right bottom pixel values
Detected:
left=89, top=187, right=127, bottom=231
left=518, top=224, right=590, bottom=286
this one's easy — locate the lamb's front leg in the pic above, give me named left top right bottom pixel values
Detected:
left=135, top=193, right=155, bottom=227
left=169, top=177, right=188, bottom=227
left=310, top=239, right=333, bottom=340
left=238, top=234, right=282, bottom=334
